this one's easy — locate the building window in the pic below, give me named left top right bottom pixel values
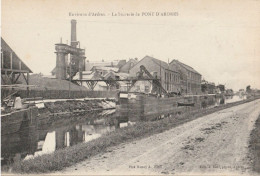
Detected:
left=145, top=86, right=149, bottom=93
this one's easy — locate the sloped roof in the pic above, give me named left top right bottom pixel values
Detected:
left=85, top=60, right=126, bottom=71
left=73, top=71, right=102, bottom=80
left=170, top=59, right=201, bottom=75
left=1, top=38, right=32, bottom=73
left=51, top=67, right=56, bottom=74
left=119, top=58, right=138, bottom=73
left=143, top=55, right=179, bottom=73
left=103, top=72, right=116, bottom=79
left=91, top=66, right=119, bottom=72
left=115, top=72, right=129, bottom=79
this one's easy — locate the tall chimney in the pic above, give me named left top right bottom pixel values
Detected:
left=71, top=19, right=78, bottom=47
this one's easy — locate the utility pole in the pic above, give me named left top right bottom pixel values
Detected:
left=160, top=60, right=162, bottom=95
left=69, top=54, right=71, bottom=99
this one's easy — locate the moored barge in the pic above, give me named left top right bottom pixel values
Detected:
left=1, top=106, right=39, bottom=136
left=116, top=92, right=216, bottom=121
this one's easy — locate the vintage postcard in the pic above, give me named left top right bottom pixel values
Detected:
left=1, top=0, right=260, bottom=175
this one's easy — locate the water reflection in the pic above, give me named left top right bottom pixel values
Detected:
left=1, top=95, right=245, bottom=166
left=1, top=110, right=135, bottom=165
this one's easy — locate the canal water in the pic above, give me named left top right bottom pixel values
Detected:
left=1, top=95, right=246, bottom=166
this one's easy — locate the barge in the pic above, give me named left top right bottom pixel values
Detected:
left=1, top=106, right=39, bottom=136
left=116, top=65, right=217, bottom=121
left=116, top=92, right=217, bottom=121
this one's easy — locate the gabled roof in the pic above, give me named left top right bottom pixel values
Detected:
left=119, top=58, right=138, bottom=73
left=170, top=59, right=201, bottom=75
left=1, top=38, right=32, bottom=73
left=142, top=55, right=179, bottom=73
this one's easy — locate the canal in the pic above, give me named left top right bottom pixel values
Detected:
left=1, top=95, right=246, bottom=166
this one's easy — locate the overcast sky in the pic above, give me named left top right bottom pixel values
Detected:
left=2, top=0, right=260, bottom=91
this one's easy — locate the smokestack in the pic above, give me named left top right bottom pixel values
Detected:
left=71, top=19, right=78, bottom=47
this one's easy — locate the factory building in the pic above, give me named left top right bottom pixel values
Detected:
left=129, top=56, right=181, bottom=93
left=54, top=20, right=86, bottom=80
left=170, top=60, right=201, bottom=95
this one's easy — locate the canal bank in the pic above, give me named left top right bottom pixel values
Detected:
left=37, top=98, right=116, bottom=125
left=62, top=98, right=260, bottom=175
left=2, top=95, right=259, bottom=173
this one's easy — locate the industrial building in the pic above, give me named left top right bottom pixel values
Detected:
left=1, top=37, right=33, bottom=99
left=54, top=20, right=86, bottom=80
left=170, top=59, right=201, bottom=95
left=129, top=56, right=181, bottom=93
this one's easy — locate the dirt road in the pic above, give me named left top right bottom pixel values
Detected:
left=57, top=99, right=260, bottom=175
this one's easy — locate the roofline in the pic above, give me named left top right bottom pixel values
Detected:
left=147, top=56, right=180, bottom=74
left=170, top=59, right=201, bottom=75
left=1, top=38, right=33, bottom=73
left=130, top=55, right=180, bottom=74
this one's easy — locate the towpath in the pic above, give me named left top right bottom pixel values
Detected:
left=57, top=99, right=260, bottom=175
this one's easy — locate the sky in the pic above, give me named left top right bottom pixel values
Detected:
left=2, top=0, right=260, bottom=91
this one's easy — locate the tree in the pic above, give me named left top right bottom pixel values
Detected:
left=246, top=85, right=251, bottom=93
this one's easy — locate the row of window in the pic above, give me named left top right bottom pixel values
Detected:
left=187, top=83, right=201, bottom=92
left=188, top=71, right=201, bottom=81
left=136, top=85, right=150, bottom=93
left=164, top=83, right=180, bottom=92
left=164, top=71, right=180, bottom=84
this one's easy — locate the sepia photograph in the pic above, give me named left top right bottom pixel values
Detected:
left=1, top=0, right=260, bottom=175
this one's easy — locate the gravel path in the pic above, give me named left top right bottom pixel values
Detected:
left=56, top=99, right=260, bottom=175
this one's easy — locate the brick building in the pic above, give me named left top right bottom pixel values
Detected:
left=170, top=60, right=201, bottom=95
left=129, top=56, right=181, bottom=93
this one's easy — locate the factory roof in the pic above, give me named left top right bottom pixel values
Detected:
left=91, top=66, right=119, bottom=72
left=1, top=38, right=32, bottom=73
left=140, top=55, right=179, bottom=73
left=170, top=59, right=201, bottom=75
left=85, top=60, right=126, bottom=71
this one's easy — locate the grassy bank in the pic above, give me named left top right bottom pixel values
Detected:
left=249, top=113, right=260, bottom=173
left=4, top=97, right=259, bottom=173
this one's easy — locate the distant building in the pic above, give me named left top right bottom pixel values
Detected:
left=70, top=59, right=132, bottom=90
left=201, top=80, right=216, bottom=94
left=226, top=89, right=234, bottom=96
left=90, top=66, right=119, bottom=76
left=73, top=67, right=129, bottom=91
left=85, top=59, right=127, bottom=71
left=170, top=60, right=201, bottom=95
left=129, top=56, right=181, bottom=93
left=217, top=84, right=225, bottom=93
left=119, top=58, right=138, bottom=73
